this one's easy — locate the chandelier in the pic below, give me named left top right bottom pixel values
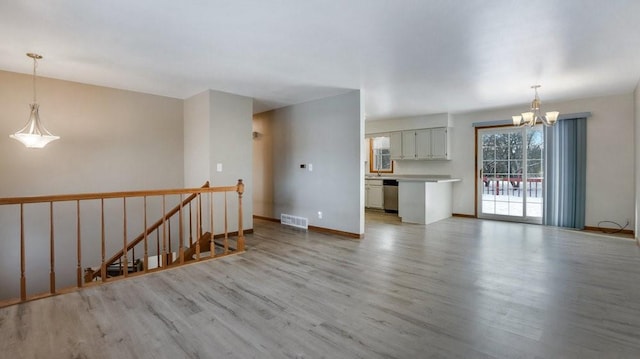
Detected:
left=9, top=53, right=60, bottom=148
left=512, top=85, right=559, bottom=127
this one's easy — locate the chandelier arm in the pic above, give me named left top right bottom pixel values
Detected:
left=541, top=116, right=556, bottom=127
left=540, top=116, right=549, bottom=126
left=513, top=85, right=558, bottom=128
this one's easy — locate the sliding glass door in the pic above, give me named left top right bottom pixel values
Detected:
left=477, top=126, right=544, bottom=223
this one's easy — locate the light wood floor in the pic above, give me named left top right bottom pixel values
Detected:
left=2, top=214, right=640, bottom=358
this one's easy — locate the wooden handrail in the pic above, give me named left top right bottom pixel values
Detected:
left=0, top=182, right=240, bottom=205
left=0, top=179, right=246, bottom=308
left=92, top=182, right=210, bottom=280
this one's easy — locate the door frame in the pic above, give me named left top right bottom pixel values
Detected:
left=474, top=125, right=543, bottom=224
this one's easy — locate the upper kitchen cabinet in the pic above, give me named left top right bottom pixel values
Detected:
left=402, top=131, right=417, bottom=159
left=429, top=127, right=449, bottom=159
left=389, top=127, right=450, bottom=160
left=414, top=129, right=431, bottom=159
left=390, top=131, right=403, bottom=160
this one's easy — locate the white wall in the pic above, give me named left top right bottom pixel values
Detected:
left=366, top=93, right=636, bottom=230
left=253, top=91, right=364, bottom=235
left=0, top=70, right=184, bottom=300
left=183, top=89, right=253, bottom=234
left=366, top=113, right=450, bottom=134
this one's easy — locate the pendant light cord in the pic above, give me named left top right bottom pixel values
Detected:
left=32, top=57, right=38, bottom=103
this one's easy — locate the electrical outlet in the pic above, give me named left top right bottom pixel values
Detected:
left=318, top=211, right=322, bottom=219
left=308, top=163, right=313, bottom=171
left=216, top=163, right=223, bottom=172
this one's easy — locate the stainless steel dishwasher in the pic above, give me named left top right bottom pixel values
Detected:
left=383, top=179, right=398, bottom=213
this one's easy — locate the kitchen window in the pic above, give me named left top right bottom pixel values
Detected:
left=369, top=136, right=394, bottom=173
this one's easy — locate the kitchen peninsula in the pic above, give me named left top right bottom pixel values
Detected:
left=365, top=175, right=461, bottom=224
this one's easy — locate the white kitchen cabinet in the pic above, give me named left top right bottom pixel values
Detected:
left=401, top=131, right=416, bottom=159
left=415, top=129, right=431, bottom=159
left=389, top=127, right=449, bottom=160
left=430, top=127, right=449, bottom=159
left=365, top=179, right=384, bottom=209
left=398, top=180, right=455, bottom=224
left=389, top=131, right=403, bottom=160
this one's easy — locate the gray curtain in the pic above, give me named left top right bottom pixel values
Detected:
left=543, top=118, right=587, bottom=229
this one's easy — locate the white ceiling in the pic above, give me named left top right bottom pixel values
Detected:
left=1, top=0, right=640, bottom=120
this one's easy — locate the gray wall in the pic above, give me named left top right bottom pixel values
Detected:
left=252, top=112, right=274, bottom=217
left=253, top=91, right=364, bottom=235
left=0, top=70, right=184, bottom=196
left=366, top=93, right=636, bottom=231
left=184, top=91, right=211, bottom=188
left=635, top=82, right=640, bottom=239
left=183, top=89, right=253, bottom=234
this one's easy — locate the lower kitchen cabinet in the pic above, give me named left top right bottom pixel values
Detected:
left=365, top=179, right=384, bottom=209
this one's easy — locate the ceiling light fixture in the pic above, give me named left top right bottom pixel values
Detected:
left=9, top=53, right=60, bottom=148
left=512, top=85, right=559, bottom=127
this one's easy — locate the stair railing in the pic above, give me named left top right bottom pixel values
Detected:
left=91, top=182, right=209, bottom=281
left=0, top=179, right=245, bottom=307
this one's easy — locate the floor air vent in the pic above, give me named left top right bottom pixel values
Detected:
left=281, top=214, right=309, bottom=229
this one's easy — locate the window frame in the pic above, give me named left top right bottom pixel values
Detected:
left=368, top=137, right=394, bottom=174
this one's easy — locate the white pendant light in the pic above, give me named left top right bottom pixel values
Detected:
left=9, top=53, right=60, bottom=148
left=513, top=85, right=559, bottom=127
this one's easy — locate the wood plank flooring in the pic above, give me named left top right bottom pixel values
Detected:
left=2, top=213, right=640, bottom=358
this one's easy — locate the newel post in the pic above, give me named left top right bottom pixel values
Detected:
left=236, top=179, right=245, bottom=251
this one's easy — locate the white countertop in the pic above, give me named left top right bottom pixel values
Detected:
left=365, top=175, right=461, bottom=183
left=398, top=177, right=461, bottom=183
